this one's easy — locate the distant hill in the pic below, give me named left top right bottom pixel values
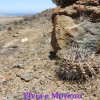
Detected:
left=0, top=12, right=35, bottom=17
left=0, top=8, right=54, bottom=31
left=0, top=8, right=54, bottom=17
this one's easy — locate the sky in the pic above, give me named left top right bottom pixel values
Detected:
left=0, top=0, right=56, bottom=14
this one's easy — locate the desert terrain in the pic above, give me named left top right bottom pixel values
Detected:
left=0, top=7, right=100, bottom=100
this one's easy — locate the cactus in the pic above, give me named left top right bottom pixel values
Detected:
left=56, top=46, right=100, bottom=83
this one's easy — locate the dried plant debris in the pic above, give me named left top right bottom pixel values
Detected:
left=56, top=46, right=100, bottom=83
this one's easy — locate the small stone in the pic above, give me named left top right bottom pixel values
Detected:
left=8, top=95, right=14, bottom=100
left=92, top=93, right=97, bottom=97
left=21, top=38, right=29, bottom=43
left=13, top=64, right=24, bottom=69
left=13, top=34, right=18, bottom=37
left=2, top=96, right=7, bottom=100
left=45, top=38, right=51, bottom=44
left=20, top=72, right=33, bottom=82
left=39, top=80, right=45, bottom=85
left=16, top=32, right=20, bottom=34
left=31, top=87, right=37, bottom=93
left=11, top=45, right=18, bottom=48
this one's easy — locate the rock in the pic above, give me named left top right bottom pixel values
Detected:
left=91, top=9, right=100, bottom=19
left=1, top=97, right=7, bottom=100
left=13, top=34, right=18, bottom=37
left=92, top=93, right=97, bottom=97
left=51, top=0, right=100, bottom=55
left=8, top=95, right=14, bottom=100
left=52, top=0, right=100, bottom=20
left=51, top=15, right=77, bottom=52
left=76, top=0, right=99, bottom=6
left=10, top=45, right=18, bottom=48
left=39, top=80, right=45, bottom=85
left=45, top=37, right=51, bottom=44
left=20, top=72, right=33, bottom=82
left=78, top=20, right=100, bottom=49
left=21, top=38, right=29, bottom=43
left=96, top=40, right=100, bottom=54
left=52, top=0, right=78, bottom=6
left=13, top=64, right=24, bottom=69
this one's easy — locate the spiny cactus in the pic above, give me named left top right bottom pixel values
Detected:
left=56, top=46, right=100, bottom=83
left=52, top=0, right=78, bottom=6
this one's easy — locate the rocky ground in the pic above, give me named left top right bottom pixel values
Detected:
left=0, top=6, right=100, bottom=100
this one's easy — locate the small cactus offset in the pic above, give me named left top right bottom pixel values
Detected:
left=56, top=46, right=100, bottom=83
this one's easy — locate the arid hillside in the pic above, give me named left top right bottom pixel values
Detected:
left=0, top=5, right=100, bottom=100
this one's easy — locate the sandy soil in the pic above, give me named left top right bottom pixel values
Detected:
left=0, top=16, right=23, bottom=24
left=0, top=13, right=100, bottom=100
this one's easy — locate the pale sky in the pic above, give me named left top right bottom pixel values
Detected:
left=0, top=0, right=56, bottom=13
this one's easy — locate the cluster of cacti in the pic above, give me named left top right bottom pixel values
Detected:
left=56, top=46, right=100, bottom=83
left=52, top=0, right=78, bottom=6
